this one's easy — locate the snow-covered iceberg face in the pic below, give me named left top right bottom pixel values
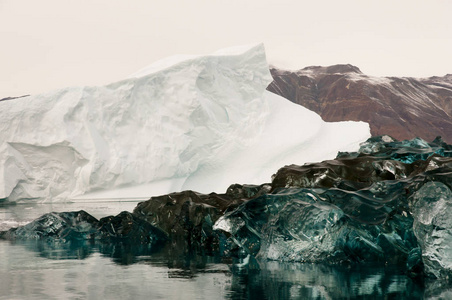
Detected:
left=0, top=44, right=370, bottom=202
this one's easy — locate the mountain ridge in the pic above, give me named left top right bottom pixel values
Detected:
left=268, top=65, right=452, bottom=143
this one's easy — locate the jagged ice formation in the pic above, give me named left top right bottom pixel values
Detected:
left=0, top=44, right=369, bottom=202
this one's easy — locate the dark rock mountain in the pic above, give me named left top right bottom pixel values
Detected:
left=267, top=65, right=452, bottom=143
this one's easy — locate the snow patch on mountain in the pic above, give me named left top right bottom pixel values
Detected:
left=0, top=44, right=370, bottom=202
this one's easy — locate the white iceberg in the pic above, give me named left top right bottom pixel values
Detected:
left=0, top=44, right=370, bottom=202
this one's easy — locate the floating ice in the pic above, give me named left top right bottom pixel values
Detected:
left=2, top=136, right=452, bottom=279
left=211, top=137, right=452, bottom=277
left=0, top=44, right=370, bottom=202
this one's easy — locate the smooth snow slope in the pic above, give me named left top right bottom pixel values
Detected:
left=0, top=44, right=370, bottom=202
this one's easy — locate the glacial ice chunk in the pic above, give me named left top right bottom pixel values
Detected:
left=0, top=44, right=370, bottom=202
left=411, top=181, right=452, bottom=278
left=0, top=211, right=98, bottom=241
left=258, top=198, right=347, bottom=262
left=0, top=210, right=167, bottom=244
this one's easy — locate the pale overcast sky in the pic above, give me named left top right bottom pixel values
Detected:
left=1, top=0, right=451, bottom=97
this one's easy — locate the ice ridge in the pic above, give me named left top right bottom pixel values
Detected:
left=0, top=44, right=370, bottom=202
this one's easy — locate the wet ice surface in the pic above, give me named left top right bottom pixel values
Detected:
left=0, top=201, right=450, bottom=299
left=0, top=200, right=139, bottom=231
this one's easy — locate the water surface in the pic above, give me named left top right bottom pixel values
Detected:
left=0, top=201, right=450, bottom=299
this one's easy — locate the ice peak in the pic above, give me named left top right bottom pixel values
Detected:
left=0, top=44, right=369, bottom=202
left=129, top=43, right=267, bottom=79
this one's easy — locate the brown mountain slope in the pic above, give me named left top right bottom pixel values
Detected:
left=267, top=65, right=452, bottom=143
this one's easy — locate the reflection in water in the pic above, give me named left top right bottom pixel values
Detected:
left=227, top=261, right=423, bottom=299
left=9, top=239, right=165, bottom=265
left=2, top=239, right=451, bottom=299
left=2, top=200, right=452, bottom=299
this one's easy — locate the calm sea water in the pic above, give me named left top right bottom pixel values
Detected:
left=1, top=201, right=451, bottom=299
